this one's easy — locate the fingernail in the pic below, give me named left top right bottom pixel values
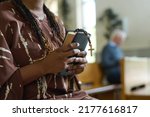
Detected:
left=72, top=43, right=79, bottom=47
left=76, top=43, right=80, bottom=47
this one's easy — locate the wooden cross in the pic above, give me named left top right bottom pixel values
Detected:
left=88, top=44, right=94, bottom=56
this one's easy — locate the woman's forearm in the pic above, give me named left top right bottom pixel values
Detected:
left=20, top=60, right=44, bottom=85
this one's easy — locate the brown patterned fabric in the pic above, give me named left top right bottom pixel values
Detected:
left=0, top=1, right=93, bottom=100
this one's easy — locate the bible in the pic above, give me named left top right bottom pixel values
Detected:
left=63, top=29, right=91, bottom=52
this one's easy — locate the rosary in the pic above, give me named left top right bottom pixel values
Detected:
left=66, top=29, right=95, bottom=92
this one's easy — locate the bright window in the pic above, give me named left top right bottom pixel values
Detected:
left=77, top=0, right=97, bottom=63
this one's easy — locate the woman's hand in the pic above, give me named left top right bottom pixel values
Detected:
left=67, top=51, right=87, bottom=75
left=20, top=44, right=86, bottom=85
left=41, top=43, right=80, bottom=74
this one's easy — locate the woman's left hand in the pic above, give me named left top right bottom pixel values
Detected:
left=67, top=51, right=87, bottom=75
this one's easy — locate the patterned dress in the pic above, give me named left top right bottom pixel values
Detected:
left=0, top=1, right=92, bottom=100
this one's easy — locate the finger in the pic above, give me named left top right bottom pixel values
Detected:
left=66, top=57, right=76, bottom=63
left=74, top=57, right=87, bottom=64
left=63, top=49, right=80, bottom=58
left=69, top=68, right=84, bottom=75
left=61, top=43, right=80, bottom=52
left=68, top=64, right=86, bottom=71
left=75, top=68, right=84, bottom=74
left=77, top=51, right=87, bottom=57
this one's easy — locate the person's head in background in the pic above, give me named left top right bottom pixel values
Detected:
left=110, top=29, right=127, bottom=46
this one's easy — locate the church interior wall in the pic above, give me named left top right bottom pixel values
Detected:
left=47, top=0, right=150, bottom=61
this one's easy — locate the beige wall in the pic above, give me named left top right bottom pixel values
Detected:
left=96, top=0, right=150, bottom=53
left=49, top=0, right=150, bottom=59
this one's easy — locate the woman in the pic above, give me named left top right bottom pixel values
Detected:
left=0, top=0, right=93, bottom=99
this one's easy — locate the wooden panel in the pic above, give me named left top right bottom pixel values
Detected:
left=77, top=63, right=103, bottom=90
left=121, top=57, right=150, bottom=100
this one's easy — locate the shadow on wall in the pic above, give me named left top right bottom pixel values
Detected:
left=98, top=8, right=123, bottom=40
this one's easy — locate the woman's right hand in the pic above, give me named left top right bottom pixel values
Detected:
left=41, top=43, right=80, bottom=75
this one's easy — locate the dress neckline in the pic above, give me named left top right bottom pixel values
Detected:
left=30, top=11, right=47, bottom=21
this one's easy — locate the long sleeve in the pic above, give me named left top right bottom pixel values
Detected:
left=0, top=30, right=23, bottom=100
left=0, top=3, right=23, bottom=99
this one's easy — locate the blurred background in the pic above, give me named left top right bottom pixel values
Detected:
left=45, top=0, right=150, bottom=62
left=0, top=0, right=149, bottom=100
left=45, top=0, right=150, bottom=100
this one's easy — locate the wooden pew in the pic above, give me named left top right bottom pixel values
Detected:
left=120, top=57, right=150, bottom=100
left=77, top=63, right=121, bottom=100
left=86, top=84, right=121, bottom=94
left=77, top=63, right=103, bottom=90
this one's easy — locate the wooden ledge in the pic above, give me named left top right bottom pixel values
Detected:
left=86, top=84, right=121, bottom=95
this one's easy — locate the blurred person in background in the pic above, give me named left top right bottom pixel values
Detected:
left=101, top=29, right=127, bottom=84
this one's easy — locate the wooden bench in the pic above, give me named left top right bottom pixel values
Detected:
left=77, top=63, right=121, bottom=99
left=77, top=63, right=103, bottom=90
left=120, top=57, right=150, bottom=100
left=86, top=84, right=121, bottom=94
